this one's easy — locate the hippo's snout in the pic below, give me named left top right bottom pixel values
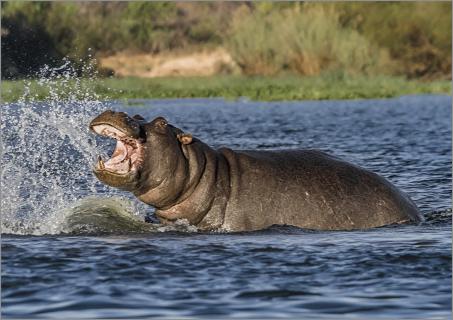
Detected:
left=89, top=110, right=141, bottom=139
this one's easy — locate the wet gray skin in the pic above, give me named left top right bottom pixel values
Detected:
left=89, top=110, right=423, bottom=232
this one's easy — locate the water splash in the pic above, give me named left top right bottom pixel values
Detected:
left=59, top=196, right=198, bottom=235
left=1, top=60, right=137, bottom=235
left=61, top=196, right=153, bottom=235
left=1, top=60, right=199, bottom=235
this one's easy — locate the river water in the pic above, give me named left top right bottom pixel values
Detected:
left=2, top=95, right=451, bottom=319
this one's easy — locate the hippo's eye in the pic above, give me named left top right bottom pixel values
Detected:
left=152, top=117, right=168, bottom=132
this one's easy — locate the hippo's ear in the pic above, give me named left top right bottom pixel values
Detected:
left=177, top=133, right=193, bottom=145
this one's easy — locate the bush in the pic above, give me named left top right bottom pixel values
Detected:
left=1, top=2, right=62, bottom=79
left=337, top=2, right=452, bottom=79
left=227, top=4, right=387, bottom=76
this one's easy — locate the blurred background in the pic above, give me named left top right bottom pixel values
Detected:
left=2, top=1, right=451, bottom=81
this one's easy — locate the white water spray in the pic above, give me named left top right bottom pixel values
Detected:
left=1, top=60, right=144, bottom=235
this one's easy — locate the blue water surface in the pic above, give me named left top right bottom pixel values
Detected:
left=2, top=95, right=451, bottom=319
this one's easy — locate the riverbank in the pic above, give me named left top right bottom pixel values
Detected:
left=1, top=75, right=451, bottom=103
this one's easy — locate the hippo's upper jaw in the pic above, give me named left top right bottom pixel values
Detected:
left=89, top=110, right=145, bottom=190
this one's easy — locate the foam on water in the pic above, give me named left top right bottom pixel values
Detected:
left=0, top=60, right=147, bottom=235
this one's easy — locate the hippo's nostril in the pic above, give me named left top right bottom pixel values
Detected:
left=133, top=115, right=145, bottom=121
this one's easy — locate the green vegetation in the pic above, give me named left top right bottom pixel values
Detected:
left=227, top=4, right=385, bottom=76
left=2, top=75, right=450, bottom=103
left=335, top=2, right=452, bottom=79
left=1, top=2, right=451, bottom=80
left=1, top=2, right=450, bottom=103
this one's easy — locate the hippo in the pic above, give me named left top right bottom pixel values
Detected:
left=89, top=110, right=423, bottom=232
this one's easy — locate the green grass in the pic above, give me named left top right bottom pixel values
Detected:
left=1, top=74, right=451, bottom=103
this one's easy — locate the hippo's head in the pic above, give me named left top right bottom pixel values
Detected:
left=89, top=110, right=192, bottom=194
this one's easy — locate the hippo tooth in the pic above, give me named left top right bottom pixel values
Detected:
left=128, top=158, right=132, bottom=170
left=98, top=156, right=105, bottom=170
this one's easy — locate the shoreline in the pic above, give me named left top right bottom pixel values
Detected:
left=1, top=75, right=451, bottom=103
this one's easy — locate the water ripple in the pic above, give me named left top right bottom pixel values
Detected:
left=2, top=95, right=451, bottom=319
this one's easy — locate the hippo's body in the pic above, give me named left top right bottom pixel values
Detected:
left=90, top=110, right=422, bottom=232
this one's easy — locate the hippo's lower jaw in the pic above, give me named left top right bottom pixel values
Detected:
left=90, top=123, right=145, bottom=188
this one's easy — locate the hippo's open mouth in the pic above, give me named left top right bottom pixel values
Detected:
left=91, top=124, right=144, bottom=175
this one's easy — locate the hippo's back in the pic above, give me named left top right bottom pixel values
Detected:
left=220, top=148, right=422, bottom=231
